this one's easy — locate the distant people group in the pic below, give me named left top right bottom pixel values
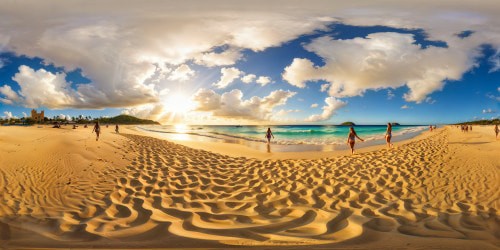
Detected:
left=456, top=123, right=500, bottom=139
left=264, top=122, right=396, bottom=155
left=460, top=124, right=472, bottom=133
left=429, top=125, right=437, bottom=132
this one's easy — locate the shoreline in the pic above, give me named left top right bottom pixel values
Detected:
left=134, top=125, right=428, bottom=151
left=128, top=125, right=437, bottom=160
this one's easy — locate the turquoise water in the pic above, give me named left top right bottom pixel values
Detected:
left=137, top=125, right=427, bottom=146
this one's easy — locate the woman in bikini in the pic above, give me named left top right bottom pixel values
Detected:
left=92, top=121, right=101, bottom=141
left=347, top=126, right=364, bottom=155
left=495, top=124, right=499, bottom=139
left=265, top=127, right=274, bottom=144
left=385, top=122, right=393, bottom=148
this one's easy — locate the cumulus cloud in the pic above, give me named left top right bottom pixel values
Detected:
left=241, top=74, right=256, bottom=83
left=240, top=74, right=272, bottom=86
left=0, top=1, right=333, bottom=111
left=482, top=108, right=496, bottom=114
left=22, top=112, right=27, bottom=118
left=9, top=65, right=77, bottom=108
left=256, top=76, right=272, bottom=86
left=283, top=32, right=480, bottom=103
left=194, top=48, right=243, bottom=67
left=58, top=114, right=71, bottom=120
left=213, top=67, right=242, bottom=89
left=3, top=111, right=17, bottom=119
left=122, top=103, right=165, bottom=121
left=401, top=105, right=411, bottom=109
left=167, top=64, right=195, bottom=82
left=0, top=85, right=20, bottom=105
left=306, top=97, right=346, bottom=122
left=1, top=0, right=500, bottom=123
left=311, top=103, right=319, bottom=108
left=192, top=88, right=296, bottom=120
left=1, top=64, right=159, bottom=109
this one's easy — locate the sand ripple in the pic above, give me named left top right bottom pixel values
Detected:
left=0, top=128, right=498, bottom=247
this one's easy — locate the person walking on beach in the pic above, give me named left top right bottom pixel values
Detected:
left=385, top=123, right=393, bottom=148
left=265, top=127, right=274, bottom=144
left=347, top=126, right=364, bottom=155
left=92, top=121, right=101, bottom=141
left=115, top=124, right=119, bottom=134
left=495, top=124, right=499, bottom=139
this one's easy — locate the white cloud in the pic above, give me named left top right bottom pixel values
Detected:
left=401, top=105, right=411, bottom=109
left=0, top=0, right=499, bottom=122
left=282, top=58, right=318, bottom=88
left=122, top=103, right=165, bottom=121
left=167, top=64, right=195, bottom=82
left=255, top=76, right=272, bottom=86
left=387, top=90, right=395, bottom=100
left=320, top=83, right=330, bottom=92
left=22, top=112, right=27, bottom=118
left=213, top=67, right=242, bottom=89
left=0, top=2, right=333, bottom=110
left=425, top=97, right=436, bottom=104
left=486, top=93, right=500, bottom=101
left=311, top=103, right=319, bottom=108
left=489, top=49, right=500, bottom=72
left=283, top=32, right=479, bottom=103
left=192, top=88, right=296, bottom=120
left=241, top=74, right=256, bottom=83
left=482, top=108, right=496, bottom=114
left=194, top=48, right=243, bottom=67
left=1, top=64, right=159, bottom=109
left=306, top=97, right=346, bottom=122
left=0, top=85, right=21, bottom=103
left=276, top=109, right=300, bottom=117
left=58, top=114, right=70, bottom=120
left=10, top=66, right=77, bottom=109
left=3, top=111, right=17, bottom=119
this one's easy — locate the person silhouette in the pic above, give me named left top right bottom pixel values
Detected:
left=92, top=121, right=101, bottom=141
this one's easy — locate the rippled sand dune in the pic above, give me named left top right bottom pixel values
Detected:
left=0, top=126, right=498, bottom=249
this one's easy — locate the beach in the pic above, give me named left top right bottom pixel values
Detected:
left=0, top=125, right=498, bottom=249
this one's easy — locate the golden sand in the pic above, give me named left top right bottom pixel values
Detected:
left=0, top=125, right=498, bottom=249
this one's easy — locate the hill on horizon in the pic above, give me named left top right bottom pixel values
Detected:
left=98, top=115, right=160, bottom=125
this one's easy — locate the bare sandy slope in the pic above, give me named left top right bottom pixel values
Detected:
left=0, top=125, right=498, bottom=249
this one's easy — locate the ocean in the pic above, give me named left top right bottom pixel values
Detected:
left=137, top=125, right=428, bottom=152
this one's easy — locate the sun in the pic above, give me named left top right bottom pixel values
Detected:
left=164, top=93, right=194, bottom=114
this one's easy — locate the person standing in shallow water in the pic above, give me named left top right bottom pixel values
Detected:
left=92, top=121, right=101, bottom=141
left=265, top=127, right=274, bottom=144
left=385, top=123, right=393, bottom=148
left=347, top=126, right=364, bottom=155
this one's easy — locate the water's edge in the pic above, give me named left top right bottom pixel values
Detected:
left=136, top=125, right=428, bottom=152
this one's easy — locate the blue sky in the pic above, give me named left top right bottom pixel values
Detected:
left=0, top=1, right=499, bottom=125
